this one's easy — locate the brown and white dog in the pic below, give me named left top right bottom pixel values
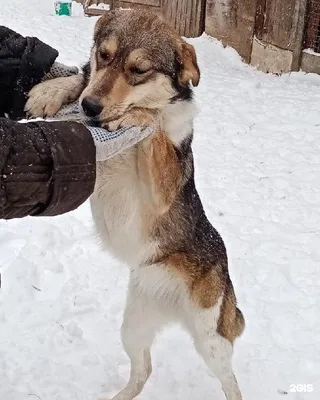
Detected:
left=26, top=9, right=245, bottom=400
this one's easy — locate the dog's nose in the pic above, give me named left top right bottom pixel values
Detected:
left=81, top=97, right=103, bottom=118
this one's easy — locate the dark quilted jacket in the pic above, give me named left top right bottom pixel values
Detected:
left=0, top=26, right=58, bottom=119
left=0, top=119, right=96, bottom=219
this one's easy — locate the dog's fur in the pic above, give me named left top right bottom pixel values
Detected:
left=26, top=10, right=245, bottom=400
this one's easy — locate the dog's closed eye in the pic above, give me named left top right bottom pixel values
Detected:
left=130, top=66, right=151, bottom=75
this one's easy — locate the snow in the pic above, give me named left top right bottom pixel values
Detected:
left=303, top=48, right=320, bottom=57
left=87, top=4, right=111, bottom=11
left=1, top=1, right=320, bottom=399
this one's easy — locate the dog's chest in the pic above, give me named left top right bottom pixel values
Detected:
left=90, top=148, right=156, bottom=264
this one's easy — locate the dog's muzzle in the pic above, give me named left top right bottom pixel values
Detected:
left=81, top=97, right=103, bottom=118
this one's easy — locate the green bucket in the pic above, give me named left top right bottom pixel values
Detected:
left=54, top=1, right=72, bottom=16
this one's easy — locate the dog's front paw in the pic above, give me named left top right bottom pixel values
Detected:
left=25, top=79, right=68, bottom=118
left=25, top=76, right=81, bottom=118
left=106, top=109, right=159, bottom=131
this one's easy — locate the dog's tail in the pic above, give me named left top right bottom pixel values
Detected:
left=235, top=307, right=245, bottom=338
left=217, top=292, right=245, bottom=343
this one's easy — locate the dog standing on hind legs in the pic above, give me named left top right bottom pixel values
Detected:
left=25, top=9, right=245, bottom=400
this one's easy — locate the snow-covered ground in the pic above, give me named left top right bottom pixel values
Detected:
left=1, top=1, right=320, bottom=399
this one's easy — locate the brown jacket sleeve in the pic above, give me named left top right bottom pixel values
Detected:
left=0, top=119, right=96, bottom=219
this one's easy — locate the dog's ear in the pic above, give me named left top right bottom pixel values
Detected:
left=178, top=42, right=200, bottom=87
left=94, top=11, right=117, bottom=40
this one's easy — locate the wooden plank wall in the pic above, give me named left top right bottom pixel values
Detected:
left=255, top=0, right=308, bottom=70
left=84, top=0, right=315, bottom=74
left=114, top=0, right=160, bottom=12
left=115, top=0, right=160, bottom=7
left=161, top=0, right=206, bottom=37
left=305, top=0, right=320, bottom=51
left=255, top=0, right=298, bottom=50
left=205, top=0, right=258, bottom=63
left=116, top=0, right=206, bottom=37
left=83, top=0, right=206, bottom=37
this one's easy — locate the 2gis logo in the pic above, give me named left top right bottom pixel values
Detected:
left=289, top=384, right=314, bottom=393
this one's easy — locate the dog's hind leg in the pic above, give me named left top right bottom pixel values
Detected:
left=99, top=281, right=165, bottom=400
left=187, top=300, right=243, bottom=400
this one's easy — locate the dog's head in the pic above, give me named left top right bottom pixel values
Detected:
left=80, top=9, right=200, bottom=124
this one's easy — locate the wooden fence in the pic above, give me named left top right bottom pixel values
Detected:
left=80, top=0, right=206, bottom=37
left=78, top=0, right=320, bottom=75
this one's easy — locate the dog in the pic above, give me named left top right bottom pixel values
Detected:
left=26, top=9, right=245, bottom=400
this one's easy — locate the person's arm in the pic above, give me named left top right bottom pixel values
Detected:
left=0, top=119, right=152, bottom=219
left=0, top=119, right=95, bottom=219
left=0, top=26, right=59, bottom=119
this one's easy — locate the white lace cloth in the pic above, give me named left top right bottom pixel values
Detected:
left=86, top=122, right=153, bottom=162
